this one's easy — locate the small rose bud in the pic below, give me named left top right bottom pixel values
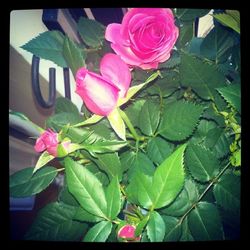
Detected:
left=117, top=224, right=141, bottom=242
left=34, top=129, right=59, bottom=157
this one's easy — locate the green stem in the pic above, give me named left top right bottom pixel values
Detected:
left=118, top=108, right=144, bottom=142
left=57, top=167, right=65, bottom=172
left=178, top=161, right=231, bottom=225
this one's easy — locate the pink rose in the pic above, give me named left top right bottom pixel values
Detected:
left=105, top=8, right=179, bottom=70
left=117, top=224, right=141, bottom=241
left=34, top=129, right=59, bottom=157
left=75, top=53, right=131, bottom=116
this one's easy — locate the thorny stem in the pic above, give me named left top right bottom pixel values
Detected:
left=178, top=161, right=231, bottom=225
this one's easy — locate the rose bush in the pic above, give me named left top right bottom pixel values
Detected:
left=105, top=8, right=179, bottom=69
left=10, top=8, right=241, bottom=242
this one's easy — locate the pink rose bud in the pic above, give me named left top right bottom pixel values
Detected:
left=117, top=224, right=141, bottom=241
left=75, top=53, right=131, bottom=116
left=34, top=129, right=59, bottom=157
left=105, top=8, right=179, bottom=70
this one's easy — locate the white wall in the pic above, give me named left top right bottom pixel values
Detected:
left=10, top=9, right=83, bottom=111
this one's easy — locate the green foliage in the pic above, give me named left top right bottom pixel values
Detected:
left=10, top=166, right=57, bottom=197
left=213, top=173, right=240, bottom=213
left=200, top=25, right=237, bottom=64
left=147, top=137, right=174, bottom=165
left=105, top=176, right=122, bottom=219
left=77, top=17, right=105, bottom=48
left=147, top=211, right=165, bottom=242
left=55, top=97, right=80, bottom=115
left=185, top=143, right=220, bottom=182
left=25, top=202, right=88, bottom=241
left=96, top=153, right=123, bottom=181
left=216, top=84, right=241, bottom=113
left=159, top=100, right=204, bottom=141
left=162, top=216, right=182, bottom=241
left=188, top=202, right=224, bottom=240
left=65, top=157, right=108, bottom=219
left=180, top=52, right=226, bottom=100
left=213, top=10, right=240, bottom=34
left=151, top=144, right=186, bottom=209
left=21, top=31, right=67, bottom=67
left=33, top=151, right=55, bottom=173
left=83, top=221, right=112, bottom=242
left=46, top=112, right=82, bottom=131
left=138, top=100, right=160, bottom=136
left=63, top=36, right=86, bottom=76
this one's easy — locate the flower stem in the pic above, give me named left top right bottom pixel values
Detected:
left=178, top=161, right=231, bottom=225
left=118, top=108, right=144, bottom=142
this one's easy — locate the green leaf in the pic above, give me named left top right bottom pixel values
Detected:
left=180, top=217, right=194, bottom=241
left=151, top=144, right=187, bottom=209
left=188, top=202, right=224, bottom=240
left=185, top=143, right=220, bottom=182
left=117, top=71, right=160, bottom=107
left=10, top=166, right=57, bottom=197
left=132, top=172, right=154, bottom=208
left=25, top=202, right=88, bottom=241
left=176, top=22, right=194, bottom=47
left=213, top=173, right=240, bottom=213
left=66, top=127, right=92, bottom=144
left=58, top=186, right=80, bottom=207
left=73, top=114, right=103, bottom=128
left=124, top=100, right=145, bottom=128
left=204, top=127, right=231, bottom=158
left=21, top=31, right=67, bottom=67
left=216, top=84, right=241, bottom=113
left=96, top=153, right=122, bottom=181
left=200, top=25, right=237, bottom=64
left=33, top=151, right=55, bottom=173
left=81, top=140, right=127, bottom=155
left=160, top=188, right=190, bottom=217
left=159, top=100, right=204, bottom=141
left=105, top=176, right=122, bottom=219
left=138, top=100, right=160, bottom=136
left=135, top=216, right=150, bottom=237
left=213, top=10, right=240, bottom=34
left=180, top=52, right=226, bottom=100
left=74, top=207, right=104, bottom=223
left=159, top=50, right=181, bottom=69
left=63, top=36, right=86, bottom=76
left=46, top=112, right=82, bottom=132
left=147, top=137, right=174, bottom=165
left=65, top=157, right=108, bottom=219
left=127, top=152, right=155, bottom=179
left=107, top=108, right=126, bottom=141
left=147, top=211, right=165, bottom=242
left=77, top=17, right=105, bottom=48
left=176, top=9, right=210, bottom=22
left=55, top=97, right=80, bottom=115
left=86, top=163, right=109, bottom=186
left=83, top=221, right=112, bottom=242
left=162, top=216, right=182, bottom=241
left=191, top=119, right=217, bottom=144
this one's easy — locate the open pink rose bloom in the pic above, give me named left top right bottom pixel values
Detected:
left=75, top=53, right=131, bottom=116
left=34, top=129, right=59, bottom=157
left=105, top=8, right=179, bottom=69
left=117, top=224, right=141, bottom=241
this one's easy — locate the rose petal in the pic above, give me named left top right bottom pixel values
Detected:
left=76, top=68, right=119, bottom=116
left=34, top=137, right=46, bottom=152
left=100, top=53, right=131, bottom=98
